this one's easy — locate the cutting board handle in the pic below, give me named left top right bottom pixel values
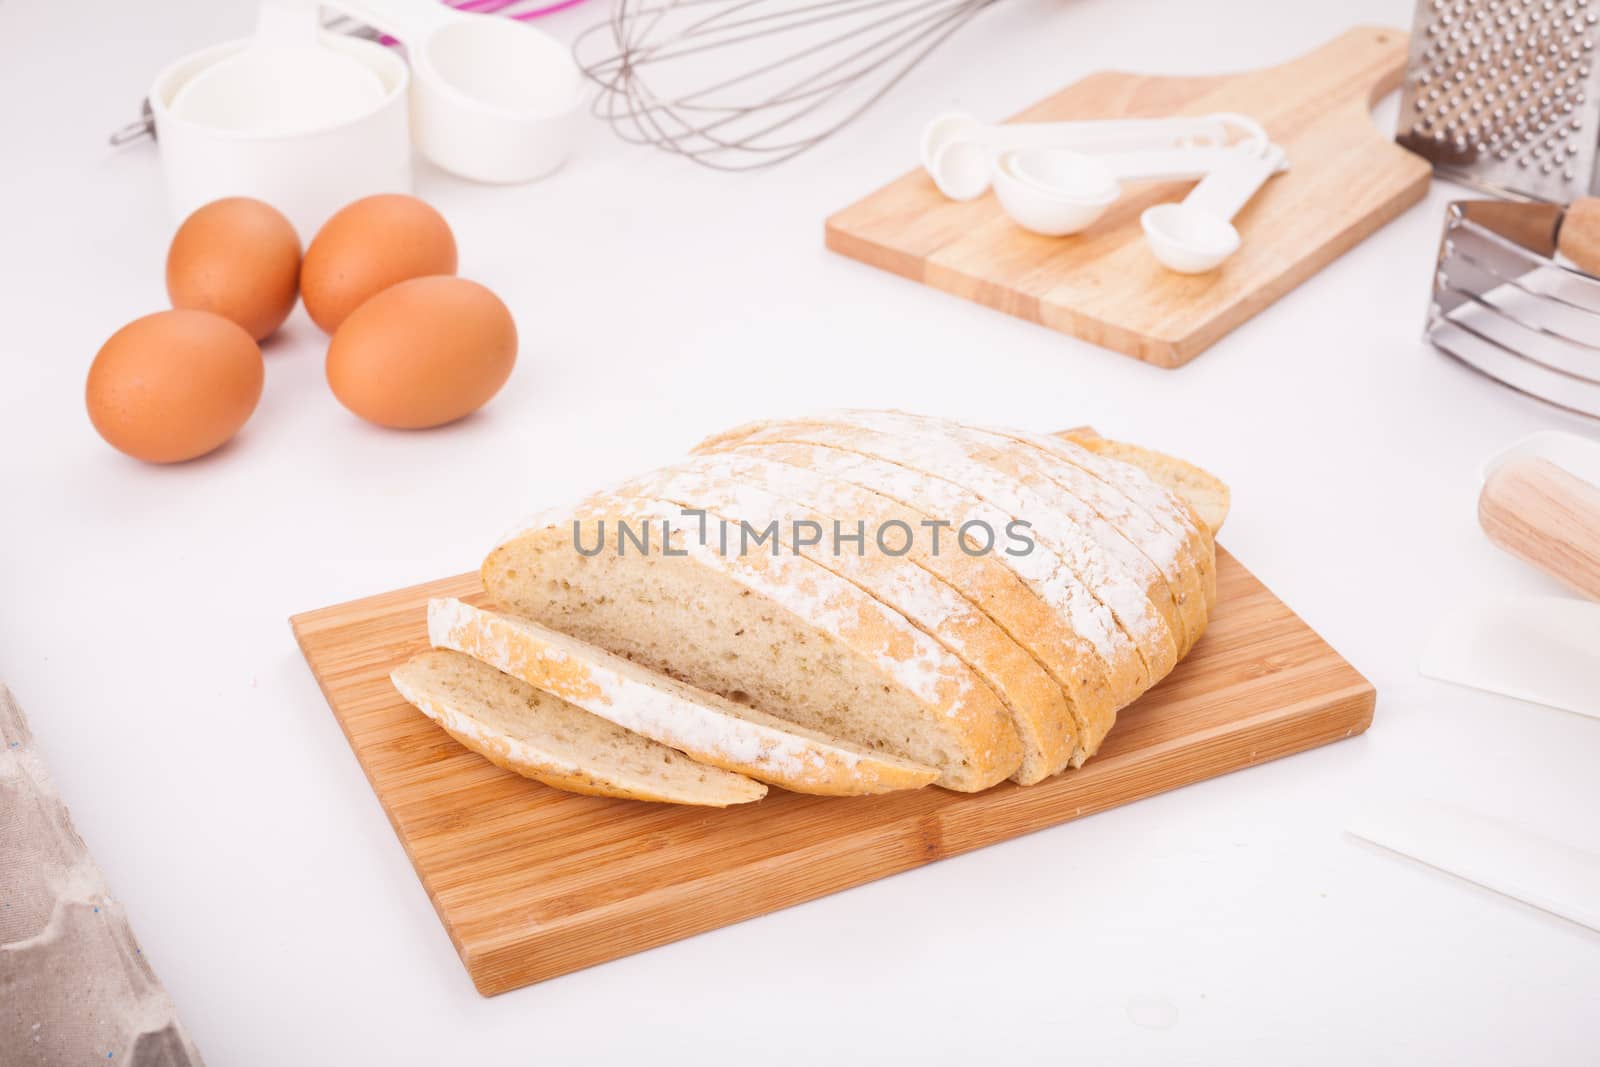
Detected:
left=1268, top=25, right=1416, bottom=118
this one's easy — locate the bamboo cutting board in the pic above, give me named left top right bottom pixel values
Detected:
left=825, top=26, right=1431, bottom=367
left=291, top=548, right=1374, bottom=996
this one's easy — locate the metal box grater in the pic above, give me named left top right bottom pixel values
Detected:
left=1397, top=0, right=1600, bottom=202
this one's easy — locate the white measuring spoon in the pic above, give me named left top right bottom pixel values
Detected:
left=992, top=143, right=1280, bottom=237
left=923, top=111, right=1267, bottom=201
left=1141, top=143, right=1288, bottom=273
left=171, top=0, right=385, bottom=135
left=326, top=0, right=582, bottom=182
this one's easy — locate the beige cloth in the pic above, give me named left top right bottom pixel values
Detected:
left=0, top=685, right=204, bottom=1066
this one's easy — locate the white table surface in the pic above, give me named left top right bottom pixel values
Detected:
left=2, top=0, right=1597, bottom=1062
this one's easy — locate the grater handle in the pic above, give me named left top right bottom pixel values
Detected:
left=1479, top=456, right=1600, bottom=601
left=1556, top=198, right=1600, bottom=278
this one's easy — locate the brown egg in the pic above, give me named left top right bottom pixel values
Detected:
left=166, top=197, right=301, bottom=341
left=87, top=309, right=264, bottom=463
left=301, top=194, right=458, bottom=333
left=326, top=276, right=516, bottom=429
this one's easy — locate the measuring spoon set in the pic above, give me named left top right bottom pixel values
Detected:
left=921, top=111, right=1287, bottom=273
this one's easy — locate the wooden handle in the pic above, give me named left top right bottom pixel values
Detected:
left=1479, top=456, right=1600, bottom=600
left=1557, top=197, right=1600, bottom=277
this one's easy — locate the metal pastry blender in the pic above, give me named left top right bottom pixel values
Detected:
left=1427, top=197, right=1600, bottom=417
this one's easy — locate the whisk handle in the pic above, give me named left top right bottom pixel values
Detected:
left=1556, top=197, right=1600, bottom=277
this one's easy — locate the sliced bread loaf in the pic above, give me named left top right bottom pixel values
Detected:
left=391, top=649, right=767, bottom=806
left=430, top=598, right=939, bottom=796
left=479, top=496, right=1022, bottom=792
left=618, top=455, right=1078, bottom=784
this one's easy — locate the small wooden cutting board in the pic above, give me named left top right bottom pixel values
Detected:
left=291, top=548, right=1374, bottom=996
left=825, top=26, right=1431, bottom=366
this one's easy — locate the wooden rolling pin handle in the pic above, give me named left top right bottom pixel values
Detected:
left=1556, top=197, right=1600, bottom=277
left=1479, top=456, right=1600, bottom=601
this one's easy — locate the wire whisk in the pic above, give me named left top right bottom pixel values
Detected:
left=574, top=0, right=1003, bottom=170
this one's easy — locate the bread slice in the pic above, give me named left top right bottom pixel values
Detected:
left=617, top=455, right=1078, bottom=783
left=1058, top=429, right=1231, bottom=536
left=391, top=649, right=767, bottom=806
left=695, top=417, right=1172, bottom=703
left=431, top=598, right=938, bottom=796
left=484, top=492, right=1023, bottom=791
left=713, top=439, right=1122, bottom=769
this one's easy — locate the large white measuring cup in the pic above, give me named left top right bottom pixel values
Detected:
left=149, top=3, right=411, bottom=237
left=170, top=0, right=386, bottom=135
left=328, top=0, right=583, bottom=183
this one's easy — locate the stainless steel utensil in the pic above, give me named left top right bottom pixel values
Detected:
left=1428, top=198, right=1600, bottom=417
left=1396, top=0, right=1600, bottom=202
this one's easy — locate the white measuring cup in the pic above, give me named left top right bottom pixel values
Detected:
left=1140, top=143, right=1288, bottom=272
left=149, top=9, right=411, bottom=236
left=922, top=111, right=1267, bottom=201
left=992, top=143, right=1280, bottom=237
left=171, top=0, right=385, bottom=135
left=327, top=0, right=582, bottom=183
